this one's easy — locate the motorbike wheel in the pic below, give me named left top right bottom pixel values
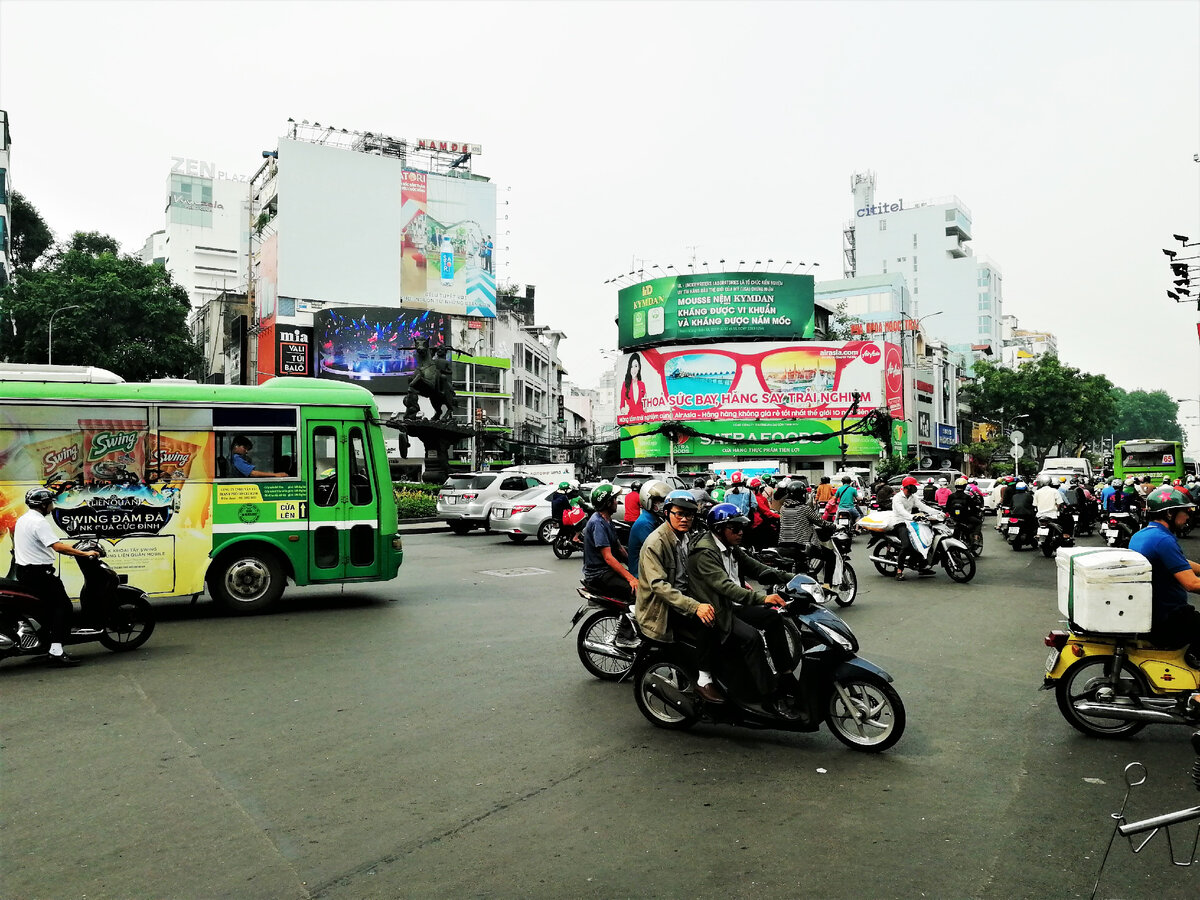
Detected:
left=537, top=519, right=558, bottom=545
left=99, top=593, right=155, bottom=652
left=1055, top=656, right=1147, bottom=738
left=1010, top=535, right=1023, bottom=551
left=831, top=563, right=858, bottom=607
left=872, top=541, right=900, bottom=577
left=551, top=536, right=575, bottom=560
left=1040, top=539, right=1055, bottom=559
left=576, top=611, right=633, bottom=681
left=825, top=672, right=906, bottom=753
left=942, top=547, right=976, bottom=583
left=633, top=657, right=699, bottom=731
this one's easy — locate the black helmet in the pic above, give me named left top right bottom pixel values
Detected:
left=25, top=487, right=55, bottom=508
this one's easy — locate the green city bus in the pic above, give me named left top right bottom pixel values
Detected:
left=0, top=365, right=402, bottom=613
left=1113, top=438, right=1185, bottom=484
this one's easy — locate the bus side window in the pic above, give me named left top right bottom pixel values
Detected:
left=313, top=426, right=339, bottom=507
left=348, top=428, right=372, bottom=506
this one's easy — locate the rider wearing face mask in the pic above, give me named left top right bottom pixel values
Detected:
left=892, top=476, right=938, bottom=581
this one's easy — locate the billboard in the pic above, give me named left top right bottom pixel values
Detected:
left=616, top=340, right=902, bottom=426
left=276, top=326, right=314, bottom=377
left=617, top=272, right=814, bottom=349
left=316, top=306, right=450, bottom=393
left=278, top=139, right=497, bottom=317
left=619, top=419, right=907, bottom=459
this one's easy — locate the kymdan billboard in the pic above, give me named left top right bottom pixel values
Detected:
left=617, top=272, right=815, bottom=350
left=616, top=340, right=903, bottom=426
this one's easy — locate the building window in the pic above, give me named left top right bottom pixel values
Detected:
left=0, top=167, right=6, bottom=204
left=881, top=260, right=887, bottom=273
left=913, top=256, right=918, bottom=272
left=912, top=279, right=918, bottom=294
left=945, top=209, right=955, bottom=222
left=879, top=219, right=887, bottom=231
left=913, top=234, right=917, bottom=248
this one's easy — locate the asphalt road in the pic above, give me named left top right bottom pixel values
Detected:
left=3, top=523, right=1199, bottom=899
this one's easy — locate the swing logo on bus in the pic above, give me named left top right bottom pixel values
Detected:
left=87, top=430, right=140, bottom=460
left=54, top=496, right=174, bottom=539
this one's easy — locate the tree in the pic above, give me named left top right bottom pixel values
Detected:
left=958, top=356, right=1117, bottom=460
left=9, top=191, right=54, bottom=272
left=824, top=299, right=864, bottom=341
left=0, top=231, right=203, bottom=381
left=1111, top=388, right=1184, bottom=443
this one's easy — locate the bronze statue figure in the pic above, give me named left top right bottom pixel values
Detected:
left=403, top=337, right=456, bottom=422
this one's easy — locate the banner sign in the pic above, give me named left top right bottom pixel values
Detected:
left=315, top=306, right=450, bottom=394
left=619, top=419, right=906, bottom=459
left=616, top=340, right=902, bottom=426
left=617, top=272, right=815, bottom=349
left=276, top=326, right=313, bottom=377
left=936, top=423, right=958, bottom=450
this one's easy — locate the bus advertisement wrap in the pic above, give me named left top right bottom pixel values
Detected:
left=619, top=419, right=906, bottom=458
left=616, top=340, right=902, bottom=426
left=617, top=272, right=815, bottom=350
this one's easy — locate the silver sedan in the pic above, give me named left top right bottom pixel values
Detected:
left=489, top=485, right=560, bottom=544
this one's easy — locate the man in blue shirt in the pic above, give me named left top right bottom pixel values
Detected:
left=230, top=436, right=288, bottom=478
left=581, top=484, right=638, bottom=601
left=627, top=479, right=670, bottom=577
left=1128, top=487, right=1200, bottom=647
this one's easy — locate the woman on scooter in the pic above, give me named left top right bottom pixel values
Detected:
left=892, top=476, right=938, bottom=580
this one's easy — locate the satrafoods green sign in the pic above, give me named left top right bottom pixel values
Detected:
left=618, top=272, right=815, bottom=349
left=619, top=419, right=907, bottom=459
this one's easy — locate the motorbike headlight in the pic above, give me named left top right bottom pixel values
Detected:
left=813, top=621, right=853, bottom=651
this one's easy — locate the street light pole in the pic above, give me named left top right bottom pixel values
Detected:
left=47, top=305, right=81, bottom=366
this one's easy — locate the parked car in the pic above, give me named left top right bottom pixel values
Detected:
left=437, top=471, right=546, bottom=534
left=976, top=478, right=998, bottom=514
left=611, top=471, right=689, bottom=492
left=488, top=484, right=560, bottom=544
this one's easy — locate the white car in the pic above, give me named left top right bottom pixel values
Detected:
left=437, top=471, right=546, bottom=534
left=489, top=484, right=560, bottom=544
left=976, top=478, right=998, bottom=514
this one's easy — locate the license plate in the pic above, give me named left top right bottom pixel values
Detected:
left=1046, top=648, right=1060, bottom=673
left=1008, top=526, right=1021, bottom=535
left=444, top=496, right=457, bottom=504
left=492, top=508, right=507, bottom=518
left=1037, top=527, right=1049, bottom=537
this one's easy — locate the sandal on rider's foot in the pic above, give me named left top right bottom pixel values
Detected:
left=894, top=570, right=905, bottom=581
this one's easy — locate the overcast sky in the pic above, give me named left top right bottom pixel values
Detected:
left=2, top=0, right=1198, bottom=445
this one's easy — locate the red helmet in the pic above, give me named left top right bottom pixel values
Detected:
left=748, top=476, right=762, bottom=489
left=901, top=476, right=919, bottom=489
left=730, top=471, right=744, bottom=484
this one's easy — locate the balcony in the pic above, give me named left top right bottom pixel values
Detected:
left=944, top=208, right=972, bottom=241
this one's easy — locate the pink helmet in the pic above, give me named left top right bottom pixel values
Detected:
left=730, top=471, right=744, bottom=484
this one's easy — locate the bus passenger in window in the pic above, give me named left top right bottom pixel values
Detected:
left=231, top=436, right=288, bottom=478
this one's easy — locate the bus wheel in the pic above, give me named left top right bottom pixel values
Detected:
left=209, top=549, right=285, bottom=614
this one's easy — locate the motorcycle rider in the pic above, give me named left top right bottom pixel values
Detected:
left=777, top=482, right=836, bottom=588
left=13, top=487, right=101, bottom=667
left=686, top=503, right=792, bottom=703
left=833, top=475, right=861, bottom=527
left=892, top=476, right=938, bottom=580
left=934, top=478, right=951, bottom=508
left=581, top=484, right=638, bottom=602
left=1009, top=480, right=1037, bottom=545
left=944, top=477, right=982, bottom=539
left=551, top=480, right=585, bottom=546
left=814, top=476, right=835, bottom=507
left=1128, top=487, right=1200, bottom=654
left=623, top=480, right=644, bottom=524
left=922, top=478, right=938, bottom=505
left=749, top=476, right=780, bottom=549
left=634, top=491, right=722, bottom=702
left=726, top=472, right=753, bottom=518
left=1034, top=475, right=1072, bottom=538
left=1100, top=477, right=1120, bottom=509
left=627, top=480, right=670, bottom=578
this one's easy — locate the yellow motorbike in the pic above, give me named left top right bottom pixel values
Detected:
left=1043, top=630, right=1200, bottom=738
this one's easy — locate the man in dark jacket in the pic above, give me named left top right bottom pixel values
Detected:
left=686, top=502, right=791, bottom=700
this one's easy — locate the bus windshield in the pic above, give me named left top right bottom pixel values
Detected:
left=1114, top=440, right=1184, bottom=481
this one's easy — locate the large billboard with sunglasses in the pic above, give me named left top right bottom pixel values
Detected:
left=616, top=340, right=903, bottom=426
left=617, top=272, right=815, bottom=349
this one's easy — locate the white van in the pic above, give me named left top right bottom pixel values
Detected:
left=1039, top=457, right=1093, bottom=482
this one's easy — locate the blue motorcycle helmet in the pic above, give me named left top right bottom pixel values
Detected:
left=706, top=501, right=750, bottom=531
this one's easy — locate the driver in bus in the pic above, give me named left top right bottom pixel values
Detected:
left=230, top=436, right=288, bottom=478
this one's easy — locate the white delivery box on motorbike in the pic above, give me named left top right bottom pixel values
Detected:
left=858, top=510, right=898, bottom=532
left=1054, top=547, right=1152, bottom=633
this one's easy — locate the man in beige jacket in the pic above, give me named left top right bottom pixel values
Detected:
left=634, top=491, right=721, bottom=701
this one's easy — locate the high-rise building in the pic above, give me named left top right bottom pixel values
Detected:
left=139, top=160, right=250, bottom=309
left=843, top=172, right=1003, bottom=354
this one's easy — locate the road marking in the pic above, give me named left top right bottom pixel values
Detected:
left=479, top=567, right=552, bottom=578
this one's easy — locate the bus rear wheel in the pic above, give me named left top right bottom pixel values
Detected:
left=209, top=549, right=285, bottom=614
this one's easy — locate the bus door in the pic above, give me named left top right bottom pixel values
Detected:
left=307, top=420, right=382, bottom=581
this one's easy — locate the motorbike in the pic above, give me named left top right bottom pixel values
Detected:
left=1002, top=513, right=1039, bottom=551
left=0, top=540, right=155, bottom=665
left=750, top=528, right=858, bottom=607
left=949, top=512, right=984, bottom=558
left=1102, top=511, right=1137, bottom=549
left=834, top=505, right=861, bottom=539
left=630, top=573, right=905, bottom=753
left=565, top=585, right=637, bottom=681
left=865, top=512, right=977, bottom=582
left=1036, top=512, right=1075, bottom=558
left=1043, top=629, right=1200, bottom=738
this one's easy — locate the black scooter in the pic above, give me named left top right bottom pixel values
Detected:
left=629, top=573, right=905, bottom=753
left=1036, top=512, right=1074, bottom=558
left=0, top=540, right=155, bottom=664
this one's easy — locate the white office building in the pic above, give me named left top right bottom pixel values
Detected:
left=843, top=172, right=1003, bottom=355
left=1000, top=314, right=1058, bottom=369
left=140, top=161, right=250, bottom=309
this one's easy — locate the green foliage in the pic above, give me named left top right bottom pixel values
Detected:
left=824, top=299, right=864, bottom=341
left=394, top=486, right=437, bottom=519
left=394, top=480, right=442, bottom=497
left=1110, top=388, right=1183, bottom=443
left=0, top=232, right=203, bottom=381
left=876, top=455, right=917, bottom=480
left=9, top=192, right=54, bottom=272
left=959, top=356, right=1117, bottom=458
